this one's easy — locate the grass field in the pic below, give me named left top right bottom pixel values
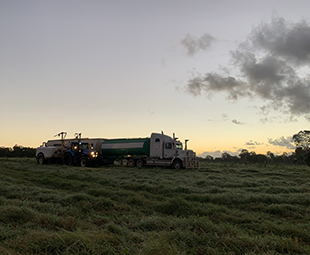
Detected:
left=0, top=158, right=309, bottom=254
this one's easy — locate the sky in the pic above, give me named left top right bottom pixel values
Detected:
left=1, top=0, right=310, bottom=158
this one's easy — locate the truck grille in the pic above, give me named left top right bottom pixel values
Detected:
left=185, top=151, right=199, bottom=169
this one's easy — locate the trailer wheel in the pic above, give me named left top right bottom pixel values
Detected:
left=64, top=153, right=72, bottom=166
left=172, top=159, right=182, bottom=170
left=127, top=158, right=135, bottom=167
left=80, top=157, right=87, bottom=167
left=36, top=153, right=45, bottom=165
left=136, top=159, right=144, bottom=168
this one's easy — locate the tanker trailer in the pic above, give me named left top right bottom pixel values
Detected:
left=101, top=132, right=198, bottom=169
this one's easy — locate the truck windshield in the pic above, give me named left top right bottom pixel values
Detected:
left=176, top=143, right=182, bottom=150
left=80, top=143, right=89, bottom=150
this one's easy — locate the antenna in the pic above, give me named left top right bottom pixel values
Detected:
left=74, top=133, right=81, bottom=139
left=54, top=132, right=67, bottom=156
left=54, top=132, right=67, bottom=140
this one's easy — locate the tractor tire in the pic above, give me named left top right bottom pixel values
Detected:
left=80, top=157, right=87, bottom=167
left=36, top=153, right=45, bottom=165
left=64, top=153, right=73, bottom=166
left=172, top=159, right=182, bottom=170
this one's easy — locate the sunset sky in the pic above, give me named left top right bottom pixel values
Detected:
left=1, top=0, right=310, bottom=158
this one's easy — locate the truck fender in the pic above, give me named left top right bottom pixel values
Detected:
left=36, top=153, right=45, bottom=165
left=171, top=158, right=183, bottom=170
left=66, top=150, right=75, bottom=157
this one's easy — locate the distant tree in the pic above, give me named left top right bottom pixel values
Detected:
left=214, top=157, right=222, bottom=162
left=0, top=147, right=12, bottom=157
left=0, top=145, right=35, bottom=158
left=267, top=151, right=275, bottom=160
left=293, top=147, right=308, bottom=164
left=293, top=130, right=310, bottom=150
left=221, top=152, right=239, bottom=163
left=292, top=130, right=310, bottom=166
left=255, top=154, right=268, bottom=164
left=205, top=155, right=214, bottom=162
left=239, top=149, right=250, bottom=163
left=221, top=152, right=232, bottom=161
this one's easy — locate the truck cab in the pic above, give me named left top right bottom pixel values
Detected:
left=149, top=133, right=198, bottom=169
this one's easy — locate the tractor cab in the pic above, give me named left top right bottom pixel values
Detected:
left=64, top=141, right=98, bottom=167
left=71, top=141, right=89, bottom=152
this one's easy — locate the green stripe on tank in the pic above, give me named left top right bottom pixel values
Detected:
left=101, top=138, right=150, bottom=157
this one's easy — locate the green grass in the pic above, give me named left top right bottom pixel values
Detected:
left=0, top=158, right=309, bottom=254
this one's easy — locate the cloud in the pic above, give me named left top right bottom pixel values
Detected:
left=245, top=140, right=263, bottom=146
left=181, top=33, right=216, bottom=56
left=147, top=109, right=154, bottom=115
left=199, top=150, right=239, bottom=158
left=232, top=119, right=245, bottom=125
left=268, top=136, right=295, bottom=150
left=182, top=17, right=310, bottom=120
left=222, top=113, right=228, bottom=121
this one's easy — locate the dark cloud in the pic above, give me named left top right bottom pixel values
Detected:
left=251, top=17, right=310, bottom=65
left=181, top=33, right=215, bottom=56
left=268, top=136, right=295, bottom=150
left=183, top=17, right=310, bottom=120
left=186, top=72, right=249, bottom=100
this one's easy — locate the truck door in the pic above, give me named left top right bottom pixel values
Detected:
left=150, top=133, right=163, bottom=158
left=163, top=142, right=174, bottom=158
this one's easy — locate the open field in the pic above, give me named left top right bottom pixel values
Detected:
left=0, top=158, right=309, bottom=254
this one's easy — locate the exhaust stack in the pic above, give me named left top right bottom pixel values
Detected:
left=185, top=139, right=189, bottom=150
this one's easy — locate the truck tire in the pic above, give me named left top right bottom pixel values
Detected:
left=36, top=153, right=45, bottom=165
left=136, top=159, right=144, bottom=168
left=172, top=159, right=182, bottom=170
left=80, top=157, right=87, bottom=167
left=127, top=158, right=135, bottom=167
left=64, top=153, right=73, bottom=166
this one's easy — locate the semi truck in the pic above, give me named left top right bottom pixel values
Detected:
left=36, top=132, right=101, bottom=167
left=100, top=132, right=199, bottom=169
left=36, top=131, right=199, bottom=169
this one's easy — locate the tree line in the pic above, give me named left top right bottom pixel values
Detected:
left=201, top=130, right=310, bottom=166
left=200, top=150, right=295, bottom=165
left=0, top=145, right=36, bottom=158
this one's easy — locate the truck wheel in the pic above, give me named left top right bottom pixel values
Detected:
left=136, top=159, right=144, bottom=168
left=80, top=157, right=87, bottom=167
left=172, top=159, right=182, bottom=170
left=127, top=158, right=135, bottom=167
left=37, top=153, right=45, bottom=165
left=64, top=153, right=72, bottom=166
